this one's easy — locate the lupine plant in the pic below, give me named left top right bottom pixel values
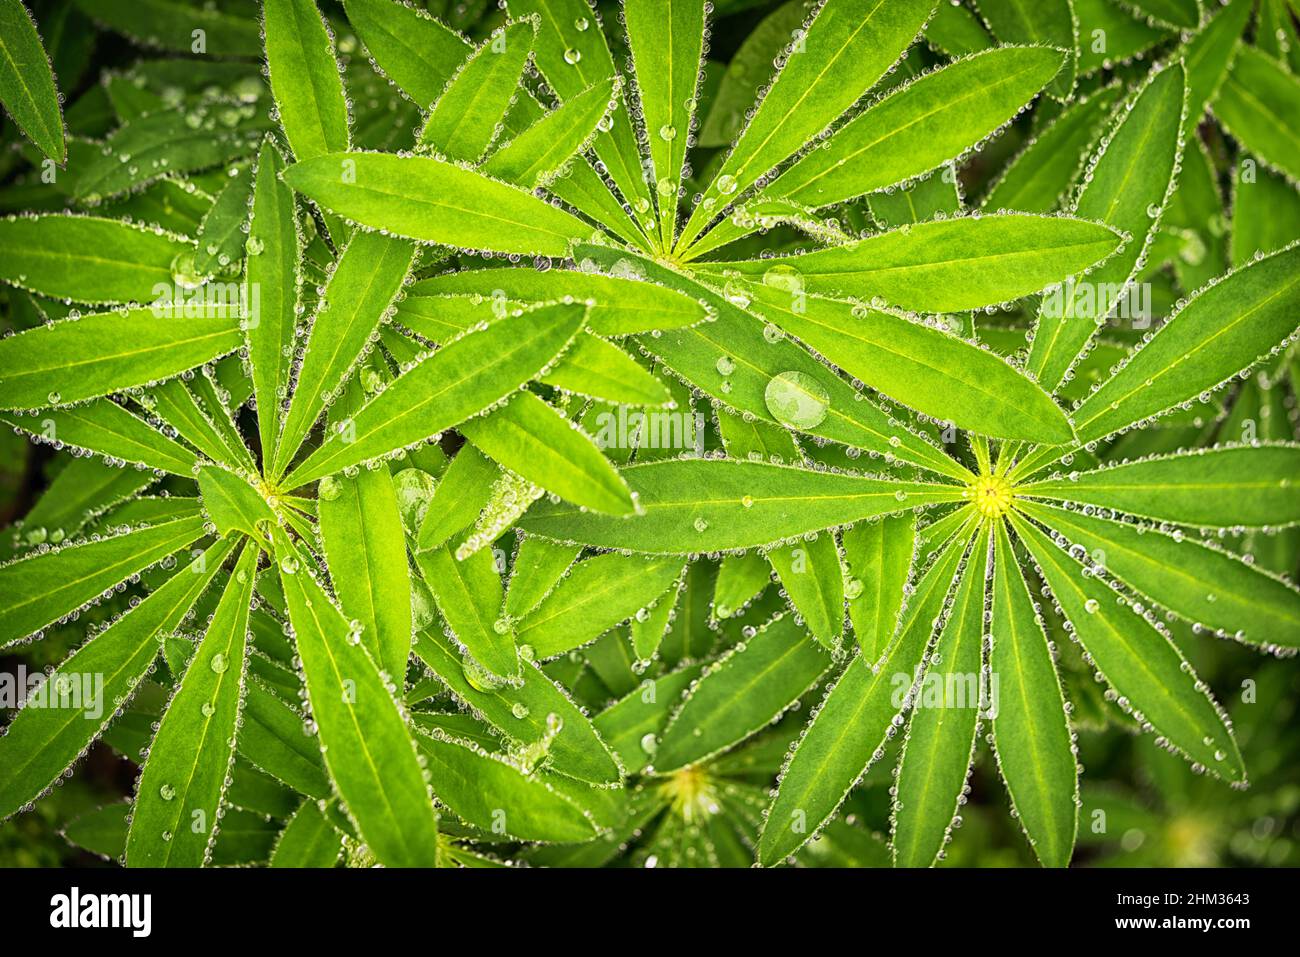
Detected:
left=0, top=0, right=1298, bottom=870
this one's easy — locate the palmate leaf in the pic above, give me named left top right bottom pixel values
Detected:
left=0, top=538, right=235, bottom=820
left=0, top=303, right=244, bottom=411
left=126, top=542, right=257, bottom=867
left=416, top=445, right=500, bottom=552
left=676, top=0, right=939, bottom=252
left=282, top=151, right=592, bottom=257
left=415, top=545, right=517, bottom=679
left=283, top=303, right=588, bottom=489
left=0, top=0, right=66, bottom=163
left=595, top=662, right=704, bottom=776
left=757, top=517, right=976, bottom=865
left=989, top=521, right=1077, bottom=868
left=273, top=530, right=441, bottom=867
left=764, top=45, right=1066, bottom=210
left=842, top=513, right=915, bottom=660
left=715, top=213, right=1126, bottom=313
left=519, top=458, right=968, bottom=555
left=1011, top=512, right=1245, bottom=783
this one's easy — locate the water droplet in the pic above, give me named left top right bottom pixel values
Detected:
left=716, top=355, right=735, bottom=375
left=210, top=653, right=229, bottom=674
left=159, top=784, right=176, bottom=801
left=563, top=47, right=582, bottom=65
left=764, top=371, right=829, bottom=429
left=717, top=174, right=738, bottom=195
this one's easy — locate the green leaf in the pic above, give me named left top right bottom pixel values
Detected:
left=1027, top=61, right=1186, bottom=392
left=273, top=230, right=415, bottom=477
left=263, top=0, right=350, bottom=162
left=0, top=510, right=206, bottom=647
left=284, top=303, right=587, bottom=489
left=973, top=0, right=1077, bottom=100
left=520, top=458, right=967, bottom=555
left=713, top=551, right=772, bottom=621
left=505, top=0, right=655, bottom=227
left=419, top=20, right=534, bottom=163
left=654, top=613, right=832, bottom=771
left=0, top=0, right=65, bottom=162
left=414, top=729, right=599, bottom=842
left=1178, top=0, right=1252, bottom=134
left=416, top=445, right=501, bottom=552
left=0, top=539, right=233, bottom=820
left=698, top=1, right=807, bottom=148
left=282, top=151, right=592, bottom=257
left=624, top=0, right=705, bottom=246
left=1020, top=500, right=1300, bottom=650
left=514, top=552, right=685, bottom=658
left=629, top=577, right=683, bottom=662
left=741, top=280, right=1075, bottom=443
left=194, top=163, right=254, bottom=277
left=62, top=804, right=129, bottom=860
left=6, top=456, right=153, bottom=554
left=1073, top=0, right=1168, bottom=76
left=273, top=530, right=441, bottom=867
left=538, top=334, right=671, bottom=407
left=270, top=799, right=344, bottom=868
left=594, top=662, right=704, bottom=775
left=982, top=83, right=1121, bottom=212
left=1020, top=444, right=1300, bottom=529
left=413, top=627, right=622, bottom=785
left=891, top=524, right=989, bottom=867
left=404, top=266, right=712, bottom=336
left=483, top=78, right=617, bottom=189
left=677, top=0, right=938, bottom=252
left=716, top=213, right=1124, bottom=313
left=767, top=535, right=845, bottom=648
left=989, top=520, right=1077, bottom=867
left=1213, top=47, right=1300, bottom=182
left=240, top=680, right=330, bottom=801
left=126, top=542, right=257, bottom=866
left=757, top=522, right=975, bottom=865
left=1011, top=512, right=1244, bottom=782
left=1122, top=0, right=1201, bottom=29
left=0, top=304, right=243, bottom=411
left=504, top=536, right=582, bottom=620
left=196, top=464, right=276, bottom=540
left=1071, top=241, right=1300, bottom=445
left=574, top=243, right=971, bottom=482
left=842, top=514, right=915, bottom=660
left=415, top=545, right=517, bottom=679
left=341, top=0, right=470, bottom=107
left=765, top=46, right=1066, bottom=210
left=461, top=391, right=634, bottom=515
left=72, top=108, right=265, bottom=203
left=318, top=465, right=413, bottom=680
left=244, top=138, right=301, bottom=470
left=4, top=400, right=200, bottom=475
left=69, top=0, right=261, bottom=56
left=0, top=213, right=191, bottom=304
